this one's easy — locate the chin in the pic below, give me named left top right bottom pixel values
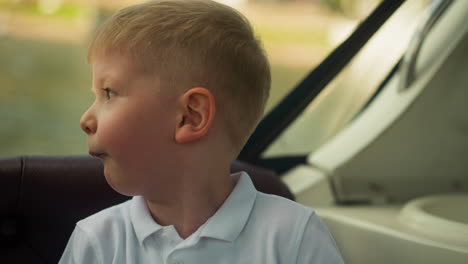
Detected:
left=103, top=169, right=137, bottom=197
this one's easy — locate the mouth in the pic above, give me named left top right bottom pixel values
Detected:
left=89, top=151, right=107, bottom=158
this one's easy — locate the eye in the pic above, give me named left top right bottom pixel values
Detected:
left=103, top=88, right=116, bottom=100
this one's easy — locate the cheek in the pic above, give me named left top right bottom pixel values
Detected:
left=97, top=111, right=130, bottom=148
left=100, top=103, right=174, bottom=162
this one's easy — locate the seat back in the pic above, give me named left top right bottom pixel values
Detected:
left=0, top=156, right=293, bottom=263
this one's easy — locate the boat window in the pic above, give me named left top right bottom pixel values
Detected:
left=262, top=0, right=434, bottom=158
left=1, top=0, right=386, bottom=157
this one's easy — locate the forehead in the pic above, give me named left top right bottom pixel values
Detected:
left=89, top=51, right=172, bottom=98
left=91, top=52, right=146, bottom=84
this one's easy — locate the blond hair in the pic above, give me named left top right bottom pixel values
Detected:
left=88, top=0, right=270, bottom=154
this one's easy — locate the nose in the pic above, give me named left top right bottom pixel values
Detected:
left=80, top=105, right=97, bottom=135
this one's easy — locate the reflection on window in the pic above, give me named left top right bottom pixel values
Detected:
left=1, top=0, right=377, bottom=157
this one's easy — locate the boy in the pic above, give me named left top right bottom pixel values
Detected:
left=60, top=0, right=344, bottom=263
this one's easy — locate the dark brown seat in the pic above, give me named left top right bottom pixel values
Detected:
left=0, top=156, right=293, bottom=263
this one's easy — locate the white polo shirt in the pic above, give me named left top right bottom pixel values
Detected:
left=59, top=172, right=344, bottom=264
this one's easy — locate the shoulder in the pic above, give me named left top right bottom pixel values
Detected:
left=296, top=213, right=344, bottom=263
left=250, top=192, right=344, bottom=263
left=240, top=192, right=312, bottom=261
left=76, top=198, right=133, bottom=239
left=60, top=199, right=134, bottom=263
left=253, top=191, right=314, bottom=224
left=248, top=192, right=314, bottom=244
left=60, top=198, right=147, bottom=263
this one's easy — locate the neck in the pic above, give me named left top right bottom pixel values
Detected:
left=145, top=164, right=235, bottom=239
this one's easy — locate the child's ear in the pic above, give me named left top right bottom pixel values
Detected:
left=175, top=87, right=216, bottom=144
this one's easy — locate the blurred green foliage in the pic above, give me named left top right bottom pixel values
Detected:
left=0, top=37, right=92, bottom=156
left=0, top=0, right=81, bottom=18
left=319, top=0, right=381, bottom=18
left=257, top=24, right=328, bottom=49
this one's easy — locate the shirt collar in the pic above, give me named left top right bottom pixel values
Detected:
left=130, top=171, right=257, bottom=244
left=131, top=196, right=164, bottom=244
left=199, top=171, right=257, bottom=242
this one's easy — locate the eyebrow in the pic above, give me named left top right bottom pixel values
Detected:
left=90, top=78, right=107, bottom=93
